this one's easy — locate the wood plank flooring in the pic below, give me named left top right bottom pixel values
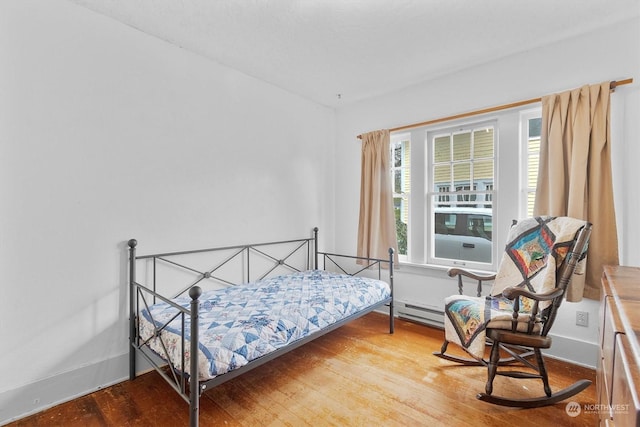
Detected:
left=8, top=313, right=597, bottom=426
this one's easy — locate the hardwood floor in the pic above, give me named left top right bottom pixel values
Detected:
left=8, top=313, right=597, bottom=426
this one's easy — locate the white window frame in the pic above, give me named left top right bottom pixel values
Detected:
left=392, top=106, right=542, bottom=272
left=426, top=120, right=497, bottom=269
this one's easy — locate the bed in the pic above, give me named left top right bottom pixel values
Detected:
left=127, top=228, right=394, bottom=427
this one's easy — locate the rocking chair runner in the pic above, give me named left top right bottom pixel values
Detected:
left=433, top=216, right=593, bottom=408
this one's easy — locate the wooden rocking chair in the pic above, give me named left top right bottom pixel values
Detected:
left=433, top=217, right=592, bottom=408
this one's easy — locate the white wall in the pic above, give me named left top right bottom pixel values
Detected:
left=0, top=0, right=334, bottom=423
left=335, top=18, right=640, bottom=367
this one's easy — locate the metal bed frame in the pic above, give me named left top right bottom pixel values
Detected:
left=127, top=227, right=394, bottom=427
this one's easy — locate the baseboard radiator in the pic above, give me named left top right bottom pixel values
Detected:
left=395, top=300, right=445, bottom=328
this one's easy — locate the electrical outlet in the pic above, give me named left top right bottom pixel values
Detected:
left=576, top=311, right=589, bottom=327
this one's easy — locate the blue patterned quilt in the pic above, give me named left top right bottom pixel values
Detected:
left=139, top=270, right=391, bottom=380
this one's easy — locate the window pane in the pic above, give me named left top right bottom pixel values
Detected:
left=529, top=117, right=542, bottom=138
left=394, top=196, right=408, bottom=255
left=433, top=164, right=451, bottom=191
left=453, top=132, right=471, bottom=161
left=473, top=127, right=494, bottom=158
left=526, top=116, right=542, bottom=217
left=453, top=163, right=470, bottom=186
left=434, top=135, right=451, bottom=163
left=473, top=159, right=493, bottom=186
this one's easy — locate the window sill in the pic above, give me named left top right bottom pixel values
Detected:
left=397, top=260, right=496, bottom=277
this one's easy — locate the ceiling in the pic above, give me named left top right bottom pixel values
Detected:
left=68, top=0, right=640, bottom=108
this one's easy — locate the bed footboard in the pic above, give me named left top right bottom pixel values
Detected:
left=317, top=247, right=395, bottom=333
left=128, top=238, right=206, bottom=427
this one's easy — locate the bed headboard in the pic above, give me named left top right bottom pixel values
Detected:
left=128, top=228, right=320, bottom=299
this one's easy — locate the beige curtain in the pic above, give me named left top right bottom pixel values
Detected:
left=534, top=81, right=618, bottom=300
left=357, top=130, right=399, bottom=265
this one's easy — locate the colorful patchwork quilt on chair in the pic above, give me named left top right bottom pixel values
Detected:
left=443, top=216, right=588, bottom=359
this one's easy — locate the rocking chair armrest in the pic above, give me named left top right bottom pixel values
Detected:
left=501, top=286, right=564, bottom=302
left=499, top=286, right=562, bottom=335
left=447, top=268, right=496, bottom=282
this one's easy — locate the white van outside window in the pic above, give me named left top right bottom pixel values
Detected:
left=433, top=207, right=492, bottom=264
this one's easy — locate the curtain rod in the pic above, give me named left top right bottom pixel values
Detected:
left=357, top=78, right=633, bottom=139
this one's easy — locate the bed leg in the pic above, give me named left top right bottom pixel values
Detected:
left=128, top=239, right=137, bottom=380
left=189, top=286, right=202, bottom=427
left=389, top=301, right=395, bottom=334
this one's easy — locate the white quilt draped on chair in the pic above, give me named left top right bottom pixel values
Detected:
left=444, top=216, right=587, bottom=359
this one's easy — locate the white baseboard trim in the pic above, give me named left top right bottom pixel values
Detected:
left=393, top=300, right=598, bottom=369
left=546, top=333, right=598, bottom=369
left=0, top=353, right=153, bottom=426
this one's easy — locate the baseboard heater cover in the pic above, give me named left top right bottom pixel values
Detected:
left=396, top=300, right=444, bottom=328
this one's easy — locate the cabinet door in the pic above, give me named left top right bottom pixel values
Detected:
left=600, top=294, right=625, bottom=419
left=600, top=275, right=614, bottom=345
left=611, top=335, right=640, bottom=426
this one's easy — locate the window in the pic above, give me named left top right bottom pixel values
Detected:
left=391, top=134, right=410, bottom=256
left=391, top=108, right=541, bottom=269
left=430, top=123, right=495, bottom=264
left=523, top=113, right=542, bottom=217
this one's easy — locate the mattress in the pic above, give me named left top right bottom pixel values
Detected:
left=138, top=269, right=391, bottom=380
